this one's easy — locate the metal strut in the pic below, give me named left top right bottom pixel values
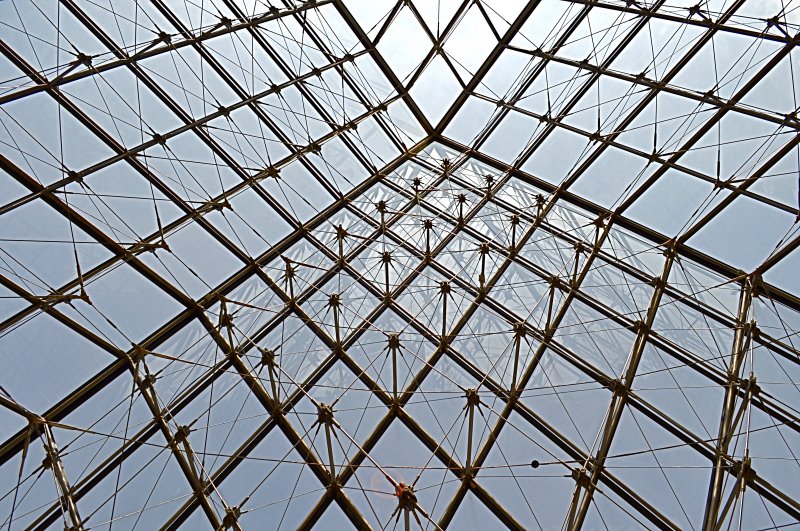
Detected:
left=546, top=276, right=558, bottom=332
left=424, top=219, right=433, bottom=261
left=329, top=293, right=342, bottom=347
left=440, top=281, right=451, bottom=349
left=703, top=275, right=756, bottom=530
left=535, top=193, right=545, bottom=219
left=377, top=200, right=387, bottom=231
left=565, top=243, right=677, bottom=530
left=283, top=256, right=295, bottom=301
left=509, top=214, right=520, bottom=256
left=383, top=251, right=392, bottom=302
left=317, top=403, right=338, bottom=484
left=572, top=241, right=584, bottom=286
left=259, top=347, right=281, bottom=404
left=40, top=420, right=84, bottom=531
left=388, top=333, right=401, bottom=403
left=511, top=322, right=526, bottom=395
left=478, top=242, right=489, bottom=295
left=464, top=388, right=480, bottom=477
left=336, top=225, right=346, bottom=266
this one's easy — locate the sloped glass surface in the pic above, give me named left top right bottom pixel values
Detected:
left=2, top=1, right=800, bottom=529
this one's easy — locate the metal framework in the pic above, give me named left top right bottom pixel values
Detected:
left=1, top=0, right=800, bottom=529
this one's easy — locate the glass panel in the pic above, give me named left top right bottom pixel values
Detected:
left=0, top=311, right=115, bottom=411
left=386, top=99, right=426, bottom=146
left=171, top=368, right=268, bottom=476
left=448, top=491, right=507, bottom=530
left=205, top=188, right=292, bottom=258
left=556, top=299, right=636, bottom=377
left=667, top=258, right=740, bottom=318
left=635, top=341, right=724, bottom=440
left=215, top=426, right=325, bottom=529
left=409, top=54, right=463, bottom=126
left=75, top=436, right=197, bottom=529
left=608, top=406, right=711, bottom=529
left=479, top=48, right=535, bottom=99
left=480, top=411, right=577, bottom=529
left=377, top=6, right=431, bottom=82
left=744, top=407, right=800, bottom=500
left=56, top=374, right=154, bottom=486
left=480, top=107, right=542, bottom=166
left=582, top=256, right=654, bottom=319
left=625, top=168, right=728, bottom=237
left=138, top=219, right=245, bottom=300
left=612, top=18, right=705, bottom=76
left=671, top=32, right=783, bottom=101
left=525, top=348, right=613, bottom=454
left=522, top=127, right=590, bottom=185
left=453, top=305, right=536, bottom=390
left=568, top=146, right=654, bottom=210
left=652, top=294, right=734, bottom=374
left=261, top=314, right=330, bottom=391
left=0, top=197, right=114, bottom=289
left=404, top=353, right=481, bottom=466
left=686, top=195, right=796, bottom=271
left=443, top=4, right=496, bottom=76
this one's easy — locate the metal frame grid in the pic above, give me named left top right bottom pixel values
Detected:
left=1, top=0, right=800, bottom=529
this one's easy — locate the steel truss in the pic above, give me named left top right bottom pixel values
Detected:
left=1, top=0, right=800, bottom=529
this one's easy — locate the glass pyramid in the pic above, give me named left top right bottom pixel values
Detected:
left=1, top=0, right=799, bottom=529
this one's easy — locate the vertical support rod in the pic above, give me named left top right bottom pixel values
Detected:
left=317, top=404, right=337, bottom=484
left=388, top=334, right=400, bottom=403
left=512, top=322, right=526, bottom=395
left=383, top=251, right=392, bottom=300
left=703, top=276, right=755, bottom=530
left=479, top=242, right=488, bottom=293
left=377, top=200, right=386, bottom=231
left=440, top=281, right=450, bottom=348
left=466, top=403, right=474, bottom=471
left=260, top=348, right=280, bottom=404
left=329, top=294, right=341, bottom=346
left=465, top=388, right=479, bottom=474
left=546, top=277, right=557, bottom=331
left=573, top=242, right=583, bottom=286
left=324, top=422, right=336, bottom=481
left=284, top=257, right=295, bottom=301
left=220, top=299, right=236, bottom=356
left=41, top=422, right=84, bottom=531
left=594, top=217, right=605, bottom=247
left=510, top=214, right=519, bottom=255
left=424, top=219, right=433, bottom=260
left=336, top=224, right=346, bottom=265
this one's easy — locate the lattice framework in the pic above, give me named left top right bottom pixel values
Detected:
left=1, top=0, right=800, bottom=529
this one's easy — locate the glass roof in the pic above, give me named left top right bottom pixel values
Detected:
left=2, top=0, right=800, bottom=529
